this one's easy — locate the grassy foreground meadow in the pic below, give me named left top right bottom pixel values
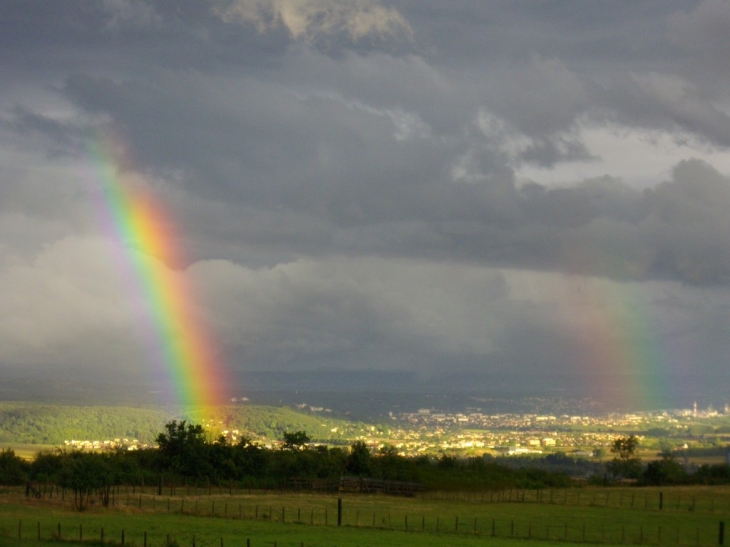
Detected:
left=1, top=486, right=730, bottom=547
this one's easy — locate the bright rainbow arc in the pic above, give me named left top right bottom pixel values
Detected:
left=85, top=132, right=229, bottom=419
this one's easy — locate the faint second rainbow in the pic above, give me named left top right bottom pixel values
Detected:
left=554, top=251, right=673, bottom=412
left=84, top=130, right=229, bottom=418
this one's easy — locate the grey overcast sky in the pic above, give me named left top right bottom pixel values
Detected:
left=2, top=0, right=730, bottom=407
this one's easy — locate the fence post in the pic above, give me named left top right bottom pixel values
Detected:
left=338, top=498, right=342, bottom=527
left=18, top=520, right=21, bottom=539
left=660, top=491, right=664, bottom=510
left=719, top=521, right=725, bottom=546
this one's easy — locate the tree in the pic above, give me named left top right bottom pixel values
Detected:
left=29, top=450, right=65, bottom=482
left=0, top=449, right=29, bottom=485
left=345, top=441, right=371, bottom=476
left=155, top=420, right=212, bottom=476
left=282, top=431, right=310, bottom=451
left=372, top=444, right=409, bottom=481
left=611, top=435, right=639, bottom=459
left=437, top=454, right=459, bottom=470
left=606, top=435, right=642, bottom=479
left=56, top=452, right=114, bottom=510
left=643, top=457, right=686, bottom=485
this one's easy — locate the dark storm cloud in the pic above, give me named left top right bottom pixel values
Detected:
left=3, top=0, right=730, bottom=392
left=667, top=0, right=730, bottom=74
left=2, top=74, right=726, bottom=285
left=26, top=64, right=730, bottom=285
left=589, top=72, right=730, bottom=148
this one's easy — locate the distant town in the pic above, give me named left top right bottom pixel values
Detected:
left=61, top=401, right=730, bottom=460
left=371, top=402, right=727, bottom=457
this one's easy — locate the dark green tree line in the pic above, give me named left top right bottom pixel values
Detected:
left=7, top=423, right=730, bottom=508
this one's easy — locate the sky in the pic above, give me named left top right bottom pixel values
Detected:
left=2, top=0, right=730, bottom=409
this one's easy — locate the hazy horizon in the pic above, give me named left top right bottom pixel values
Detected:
left=2, top=1, right=730, bottom=413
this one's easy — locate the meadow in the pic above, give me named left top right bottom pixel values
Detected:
left=2, top=485, right=730, bottom=547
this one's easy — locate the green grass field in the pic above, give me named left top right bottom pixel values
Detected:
left=2, top=485, right=730, bottom=546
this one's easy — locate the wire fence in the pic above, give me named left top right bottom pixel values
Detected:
left=3, top=507, right=729, bottom=546
left=424, top=487, right=730, bottom=514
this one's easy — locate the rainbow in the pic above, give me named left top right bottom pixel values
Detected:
left=84, top=130, right=229, bottom=419
left=562, top=275, right=670, bottom=411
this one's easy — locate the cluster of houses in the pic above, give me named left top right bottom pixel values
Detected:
left=63, top=438, right=149, bottom=451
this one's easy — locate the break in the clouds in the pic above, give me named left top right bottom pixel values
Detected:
left=2, top=1, right=730, bottom=405
left=214, top=0, right=413, bottom=48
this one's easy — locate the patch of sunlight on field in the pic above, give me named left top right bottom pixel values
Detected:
left=0, top=444, right=56, bottom=460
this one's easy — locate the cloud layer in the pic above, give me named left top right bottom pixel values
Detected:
left=2, top=1, right=730, bottom=405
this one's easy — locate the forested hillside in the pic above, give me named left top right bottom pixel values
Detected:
left=208, top=406, right=374, bottom=443
left=0, top=403, right=172, bottom=444
left=0, top=403, right=372, bottom=446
